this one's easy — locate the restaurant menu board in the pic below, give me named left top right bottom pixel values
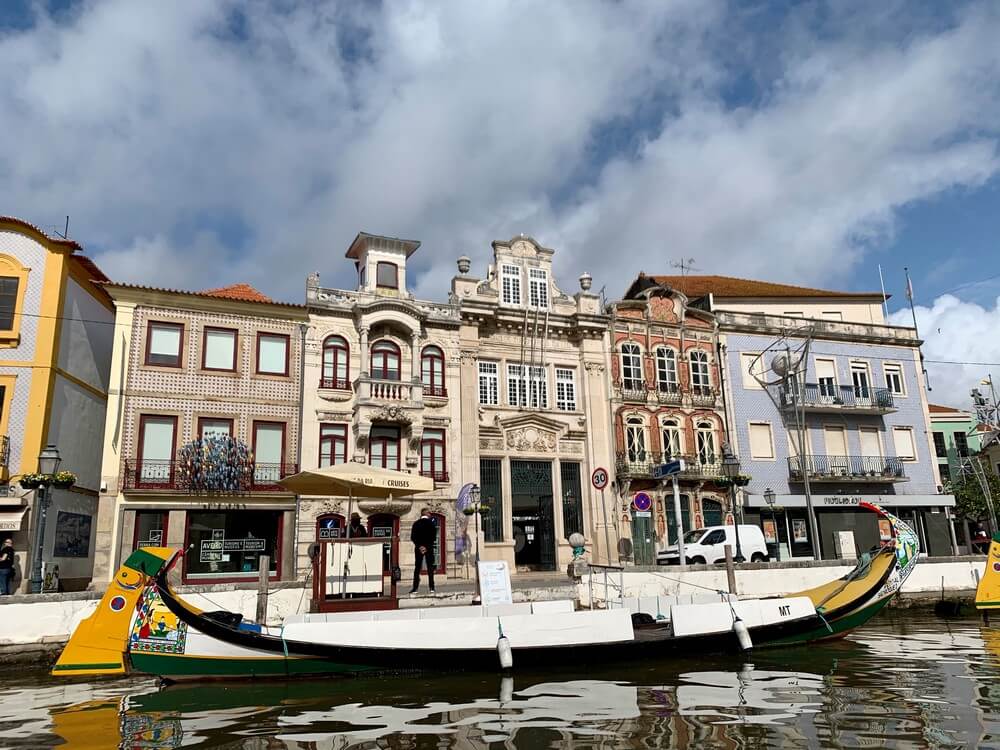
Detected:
left=478, top=560, right=513, bottom=606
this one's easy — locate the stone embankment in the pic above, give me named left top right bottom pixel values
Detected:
left=0, top=556, right=984, bottom=665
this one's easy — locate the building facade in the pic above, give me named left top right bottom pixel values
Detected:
left=0, top=217, right=113, bottom=591
left=91, top=283, right=308, bottom=587
left=452, top=236, right=616, bottom=571
left=298, top=233, right=464, bottom=581
left=608, top=278, right=732, bottom=565
left=928, top=403, right=981, bottom=486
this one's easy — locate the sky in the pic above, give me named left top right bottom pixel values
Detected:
left=2, top=0, right=999, bottom=409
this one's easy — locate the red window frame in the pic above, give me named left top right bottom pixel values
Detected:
left=255, top=332, right=290, bottom=377
left=370, top=340, right=401, bottom=381
left=376, top=262, right=398, bottom=289
left=201, top=326, right=238, bottom=372
left=321, top=335, right=351, bottom=390
left=197, top=416, right=234, bottom=440
left=420, top=429, right=447, bottom=482
left=369, top=425, right=401, bottom=470
left=316, top=512, right=346, bottom=541
left=319, top=423, right=348, bottom=468
left=252, top=420, right=287, bottom=487
left=144, top=321, right=184, bottom=368
left=421, top=345, right=446, bottom=396
left=135, top=414, right=178, bottom=489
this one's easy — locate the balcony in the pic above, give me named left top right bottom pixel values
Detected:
left=774, top=384, right=896, bottom=415
left=319, top=376, right=351, bottom=391
left=419, top=469, right=450, bottom=483
left=356, top=375, right=414, bottom=402
left=122, top=460, right=299, bottom=493
left=614, top=380, right=648, bottom=403
left=614, top=452, right=724, bottom=481
left=655, top=383, right=682, bottom=404
left=690, top=386, right=717, bottom=407
left=423, top=384, right=448, bottom=398
left=788, top=455, right=907, bottom=483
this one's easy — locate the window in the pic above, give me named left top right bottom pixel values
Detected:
left=561, top=462, right=584, bottom=537
left=939, top=463, right=951, bottom=482
left=656, top=348, right=678, bottom=392
left=134, top=511, right=168, bottom=550
left=507, top=363, right=526, bottom=406
left=480, top=458, right=503, bottom=542
left=202, top=327, right=237, bottom=371
left=620, top=343, right=643, bottom=390
left=137, top=415, right=177, bottom=486
left=321, top=335, right=350, bottom=389
left=783, top=311, right=804, bottom=317
left=695, top=421, right=716, bottom=465
left=370, top=340, right=401, bottom=380
left=740, top=353, right=764, bottom=390
left=932, top=432, right=947, bottom=458
left=369, top=425, right=400, bottom=470
left=815, top=358, right=837, bottom=399
left=661, top=418, right=682, bottom=458
left=420, top=429, right=447, bottom=480
left=507, top=363, right=546, bottom=408
left=689, top=350, right=711, bottom=393
left=528, top=366, right=547, bottom=409
left=198, top=418, right=233, bottom=440
left=883, top=363, right=905, bottom=396
left=253, top=422, right=286, bottom=484
left=850, top=362, right=870, bottom=398
left=555, top=368, right=576, bottom=411
left=256, top=333, right=289, bottom=376
left=892, top=427, right=917, bottom=461
left=319, top=423, right=347, bottom=467
left=954, top=432, right=970, bottom=457
left=625, top=417, right=647, bottom=462
left=859, top=428, right=882, bottom=457
left=0, top=277, right=19, bottom=330
left=184, top=510, right=280, bottom=581
left=822, top=311, right=843, bottom=321
left=528, top=268, right=549, bottom=309
left=748, top=422, right=775, bottom=459
left=478, top=361, right=499, bottom=405
left=146, top=321, right=183, bottom=367
left=501, top=264, right=521, bottom=306
left=376, top=262, right=398, bottom=289
left=421, top=346, right=446, bottom=396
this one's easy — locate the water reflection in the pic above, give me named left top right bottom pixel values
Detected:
left=15, top=613, right=1000, bottom=749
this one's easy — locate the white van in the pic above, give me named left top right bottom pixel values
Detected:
left=656, top=524, right=769, bottom=565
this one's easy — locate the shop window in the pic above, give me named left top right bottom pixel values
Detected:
left=321, top=335, right=350, bottom=389
left=202, top=327, right=237, bottom=371
left=370, top=425, right=400, bottom=470
left=371, top=340, right=401, bottom=381
left=376, top=262, right=398, bottom=289
left=319, top=423, right=348, bottom=467
left=146, top=321, right=183, bottom=367
left=256, top=333, right=289, bottom=376
left=184, top=510, right=281, bottom=581
left=133, top=511, right=169, bottom=549
left=421, top=346, right=446, bottom=396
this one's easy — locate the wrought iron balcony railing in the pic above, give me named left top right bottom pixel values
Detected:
left=788, top=455, right=907, bottom=482
left=123, top=460, right=299, bottom=493
left=614, top=452, right=724, bottom=481
left=419, top=468, right=450, bottom=483
left=422, top=384, right=448, bottom=398
left=614, top=380, right=648, bottom=402
left=655, top=382, right=682, bottom=404
left=774, top=384, right=896, bottom=414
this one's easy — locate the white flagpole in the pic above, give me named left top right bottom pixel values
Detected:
left=878, top=264, right=888, bottom=320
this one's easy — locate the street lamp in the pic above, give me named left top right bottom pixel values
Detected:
left=30, top=444, right=61, bottom=594
left=721, top=444, right=745, bottom=563
left=764, top=487, right=779, bottom=562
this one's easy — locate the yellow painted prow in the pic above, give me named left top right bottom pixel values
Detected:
left=976, top=533, right=1000, bottom=610
left=52, top=547, right=177, bottom=677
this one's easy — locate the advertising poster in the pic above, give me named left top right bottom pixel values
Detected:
left=763, top=519, right=777, bottom=544
left=792, top=519, right=808, bottom=543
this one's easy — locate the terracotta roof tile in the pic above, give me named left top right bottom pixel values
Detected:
left=200, top=283, right=273, bottom=303
left=0, top=215, right=81, bottom=250
left=928, top=403, right=968, bottom=414
left=70, top=254, right=111, bottom=283
left=641, top=274, right=887, bottom=300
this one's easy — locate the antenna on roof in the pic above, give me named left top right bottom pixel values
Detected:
left=670, top=258, right=697, bottom=276
left=53, top=216, right=70, bottom=239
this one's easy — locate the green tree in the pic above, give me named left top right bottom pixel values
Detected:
left=947, top=465, right=1000, bottom=524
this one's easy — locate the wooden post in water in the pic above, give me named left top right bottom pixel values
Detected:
left=256, top=555, right=270, bottom=625
left=724, top=545, right=737, bottom=595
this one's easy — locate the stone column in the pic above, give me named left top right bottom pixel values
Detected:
left=411, top=332, right=421, bottom=381
left=359, top=327, right=370, bottom=376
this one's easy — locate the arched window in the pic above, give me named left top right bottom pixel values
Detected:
left=421, top=345, right=446, bottom=396
left=321, top=335, right=350, bottom=389
left=656, top=347, right=678, bottom=393
left=696, top=420, right=717, bottom=465
left=689, top=350, right=711, bottom=394
left=316, top=513, right=346, bottom=541
left=625, top=416, right=647, bottom=463
left=370, top=340, right=401, bottom=381
left=661, top=417, right=682, bottom=459
left=621, top=343, right=643, bottom=390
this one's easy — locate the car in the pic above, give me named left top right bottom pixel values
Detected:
left=656, top=524, right=769, bottom=565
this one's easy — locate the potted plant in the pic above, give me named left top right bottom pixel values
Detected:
left=19, top=473, right=45, bottom=490
left=51, top=471, right=77, bottom=489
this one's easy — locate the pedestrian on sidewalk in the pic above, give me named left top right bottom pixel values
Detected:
left=409, top=510, right=437, bottom=594
left=0, top=538, right=14, bottom=595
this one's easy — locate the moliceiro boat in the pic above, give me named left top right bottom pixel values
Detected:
left=53, top=503, right=918, bottom=681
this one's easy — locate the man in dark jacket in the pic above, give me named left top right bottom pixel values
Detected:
left=409, top=510, right=437, bottom=594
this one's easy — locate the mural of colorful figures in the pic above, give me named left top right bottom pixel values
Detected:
left=130, top=589, right=187, bottom=656
left=177, top=435, right=254, bottom=493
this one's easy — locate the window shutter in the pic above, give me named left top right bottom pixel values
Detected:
left=748, top=423, right=774, bottom=459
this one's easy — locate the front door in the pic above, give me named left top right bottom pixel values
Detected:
left=631, top=513, right=655, bottom=565
left=510, top=460, right=555, bottom=570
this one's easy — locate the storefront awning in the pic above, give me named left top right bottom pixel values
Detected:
left=0, top=507, right=27, bottom=531
left=746, top=493, right=955, bottom=508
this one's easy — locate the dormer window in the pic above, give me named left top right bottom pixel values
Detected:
left=376, top=262, right=398, bottom=289
left=501, top=264, right=521, bottom=306
left=529, top=268, right=549, bottom=309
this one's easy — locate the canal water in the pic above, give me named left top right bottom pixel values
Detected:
left=3, top=610, right=1000, bottom=749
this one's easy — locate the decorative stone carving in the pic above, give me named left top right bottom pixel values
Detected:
left=506, top=427, right=557, bottom=453
left=357, top=498, right=413, bottom=516
left=479, top=437, right=503, bottom=451
left=317, top=390, right=353, bottom=403
left=584, top=361, right=605, bottom=374
left=370, top=405, right=413, bottom=424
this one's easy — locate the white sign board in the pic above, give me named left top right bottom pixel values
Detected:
left=478, top=560, right=513, bottom=606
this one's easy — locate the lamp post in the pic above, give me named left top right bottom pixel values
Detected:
left=30, top=444, right=61, bottom=594
left=764, top=487, right=779, bottom=562
left=721, top=444, right=745, bottom=563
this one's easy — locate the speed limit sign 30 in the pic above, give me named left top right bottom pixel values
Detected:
left=591, top=467, right=609, bottom=490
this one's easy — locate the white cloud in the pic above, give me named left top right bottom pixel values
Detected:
left=889, top=295, right=1000, bottom=410
left=0, top=1, right=998, bottom=304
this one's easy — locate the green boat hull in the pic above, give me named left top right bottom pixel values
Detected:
left=763, top=596, right=892, bottom=647
left=129, top=653, right=374, bottom=680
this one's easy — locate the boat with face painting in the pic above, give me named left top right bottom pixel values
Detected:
left=52, top=502, right=918, bottom=681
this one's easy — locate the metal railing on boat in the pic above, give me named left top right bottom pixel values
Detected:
left=587, top=564, right=626, bottom=610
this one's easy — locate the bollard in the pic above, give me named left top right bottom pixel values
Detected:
left=256, top=555, right=270, bottom=625
left=725, top=545, right=737, bottom=595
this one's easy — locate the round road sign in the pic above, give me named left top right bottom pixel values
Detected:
left=632, top=492, right=653, bottom=512
left=591, top=467, right=609, bottom=490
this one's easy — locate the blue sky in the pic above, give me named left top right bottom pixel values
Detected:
left=1, top=0, right=999, bottom=406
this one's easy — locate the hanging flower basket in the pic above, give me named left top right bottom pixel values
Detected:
left=715, top=474, right=753, bottom=489
left=462, top=505, right=489, bottom=516
left=19, top=473, right=45, bottom=490
left=51, top=471, right=77, bottom=489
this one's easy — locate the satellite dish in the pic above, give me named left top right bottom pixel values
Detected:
left=618, top=538, right=634, bottom=558
left=770, top=353, right=790, bottom=378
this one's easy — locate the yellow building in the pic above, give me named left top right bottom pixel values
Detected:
left=0, top=217, right=113, bottom=592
